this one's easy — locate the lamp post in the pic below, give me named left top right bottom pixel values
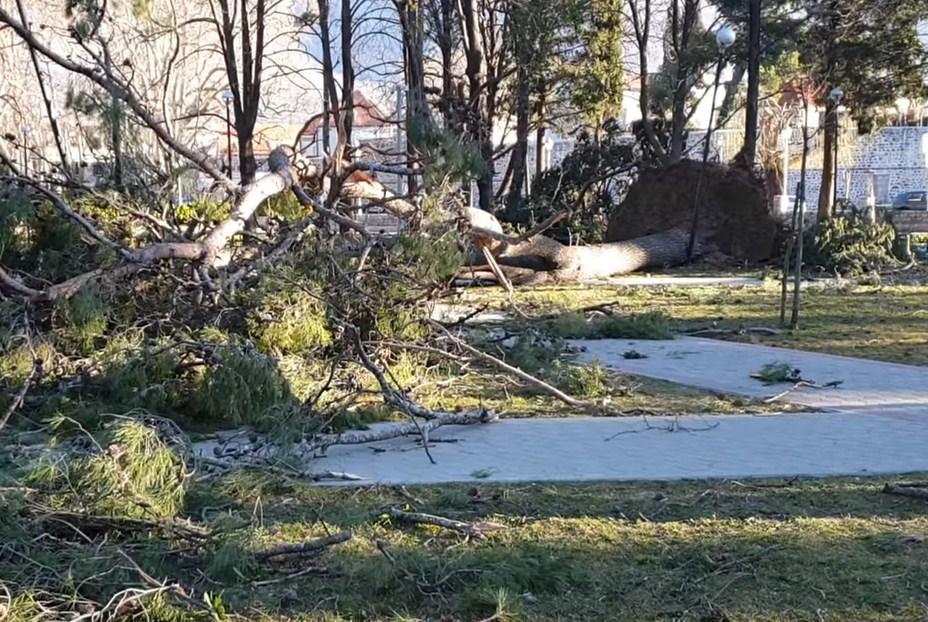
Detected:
left=222, top=90, right=234, bottom=178
left=687, top=25, right=736, bottom=259
left=829, top=87, right=843, bottom=215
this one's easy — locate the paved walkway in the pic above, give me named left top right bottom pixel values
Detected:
left=572, top=337, right=928, bottom=410
left=313, top=411, right=928, bottom=485
left=199, top=338, right=928, bottom=486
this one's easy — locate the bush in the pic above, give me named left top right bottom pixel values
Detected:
left=548, top=311, right=673, bottom=340
left=56, top=288, right=110, bottom=355
left=551, top=361, right=609, bottom=398
left=247, top=268, right=332, bottom=356
left=188, top=348, right=296, bottom=428
left=500, top=122, right=637, bottom=244
left=806, top=215, right=896, bottom=276
left=30, top=418, right=187, bottom=519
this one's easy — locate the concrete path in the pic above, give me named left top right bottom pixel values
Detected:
left=572, top=337, right=928, bottom=410
left=313, top=411, right=928, bottom=485
left=602, top=275, right=762, bottom=287
left=194, top=337, right=928, bottom=486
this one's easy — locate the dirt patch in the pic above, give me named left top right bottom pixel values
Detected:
left=607, top=160, right=781, bottom=261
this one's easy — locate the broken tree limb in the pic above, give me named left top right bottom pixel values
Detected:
left=253, top=532, right=352, bottom=561
left=428, top=321, right=585, bottom=409
left=385, top=508, right=505, bottom=538
left=458, top=208, right=698, bottom=284
left=310, top=409, right=497, bottom=452
left=0, top=148, right=304, bottom=302
left=883, top=483, right=928, bottom=500
left=0, top=358, right=42, bottom=434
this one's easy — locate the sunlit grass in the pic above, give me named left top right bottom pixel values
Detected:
left=463, top=280, right=928, bottom=365
left=187, top=473, right=928, bottom=621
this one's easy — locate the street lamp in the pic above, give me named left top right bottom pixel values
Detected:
left=687, top=25, right=736, bottom=258
left=20, top=126, right=31, bottom=176
left=221, top=90, right=234, bottom=178
left=829, top=87, right=843, bottom=213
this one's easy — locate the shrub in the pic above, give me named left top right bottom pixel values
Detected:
left=247, top=268, right=332, bottom=356
left=30, top=418, right=187, bottom=519
left=188, top=348, right=296, bottom=427
left=551, top=361, right=609, bottom=398
left=56, top=288, right=109, bottom=355
left=548, top=311, right=672, bottom=340
left=806, top=215, right=896, bottom=276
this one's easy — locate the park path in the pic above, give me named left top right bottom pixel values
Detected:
left=298, top=339, right=928, bottom=485
left=572, top=337, right=928, bottom=410
left=193, top=338, right=928, bottom=485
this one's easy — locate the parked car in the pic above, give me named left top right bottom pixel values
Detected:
left=891, top=190, right=928, bottom=210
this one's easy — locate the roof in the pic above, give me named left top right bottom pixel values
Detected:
left=221, top=89, right=392, bottom=157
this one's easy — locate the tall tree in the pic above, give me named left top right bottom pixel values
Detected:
left=210, top=0, right=268, bottom=185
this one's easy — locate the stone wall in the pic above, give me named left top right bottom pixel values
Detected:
left=785, top=127, right=928, bottom=210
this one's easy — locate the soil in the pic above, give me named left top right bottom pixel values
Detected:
left=607, top=160, right=781, bottom=262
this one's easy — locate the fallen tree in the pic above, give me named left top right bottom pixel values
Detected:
left=458, top=207, right=698, bottom=285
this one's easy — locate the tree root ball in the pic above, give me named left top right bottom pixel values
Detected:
left=606, top=160, right=780, bottom=262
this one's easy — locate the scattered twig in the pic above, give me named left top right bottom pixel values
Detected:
left=762, top=379, right=843, bottom=403
left=385, top=507, right=505, bottom=539
left=687, top=326, right=782, bottom=337
left=605, top=415, right=721, bottom=441
left=0, top=358, right=42, bottom=434
left=253, top=531, right=352, bottom=561
left=429, top=320, right=587, bottom=409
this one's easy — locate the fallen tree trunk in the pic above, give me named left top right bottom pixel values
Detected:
left=459, top=208, right=696, bottom=284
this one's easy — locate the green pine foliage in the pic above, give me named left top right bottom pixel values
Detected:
left=29, top=418, right=187, bottom=519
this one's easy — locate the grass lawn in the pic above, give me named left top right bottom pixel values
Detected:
left=461, top=280, right=928, bottom=365
left=7, top=473, right=926, bottom=621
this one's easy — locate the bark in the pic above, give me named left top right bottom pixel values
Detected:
left=817, top=97, right=836, bottom=222
left=462, top=209, right=694, bottom=283
left=459, top=0, right=492, bottom=211
left=339, top=0, right=355, bottom=152
left=534, top=87, right=546, bottom=179
left=668, top=0, right=700, bottom=164
left=740, top=0, right=762, bottom=167
left=399, top=0, right=428, bottom=193
left=627, top=0, right=667, bottom=164
left=505, top=64, right=530, bottom=209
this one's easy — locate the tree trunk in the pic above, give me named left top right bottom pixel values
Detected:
left=463, top=208, right=694, bottom=283
left=505, top=65, right=530, bottom=209
left=740, top=0, right=761, bottom=167
left=238, top=135, right=257, bottom=184
left=534, top=87, right=546, bottom=180
left=817, top=98, right=836, bottom=221
left=716, top=62, right=746, bottom=124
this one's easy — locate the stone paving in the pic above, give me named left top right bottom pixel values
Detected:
left=572, top=337, right=928, bottom=410
left=190, top=335, right=928, bottom=486
left=313, top=410, right=928, bottom=485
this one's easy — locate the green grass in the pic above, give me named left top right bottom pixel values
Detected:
left=5, top=451, right=928, bottom=621
left=463, top=280, right=928, bottom=365
left=160, top=474, right=928, bottom=620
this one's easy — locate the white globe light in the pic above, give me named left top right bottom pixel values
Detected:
left=221, top=90, right=234, bottom=103
left=716, top=25, right=736, bottom=50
